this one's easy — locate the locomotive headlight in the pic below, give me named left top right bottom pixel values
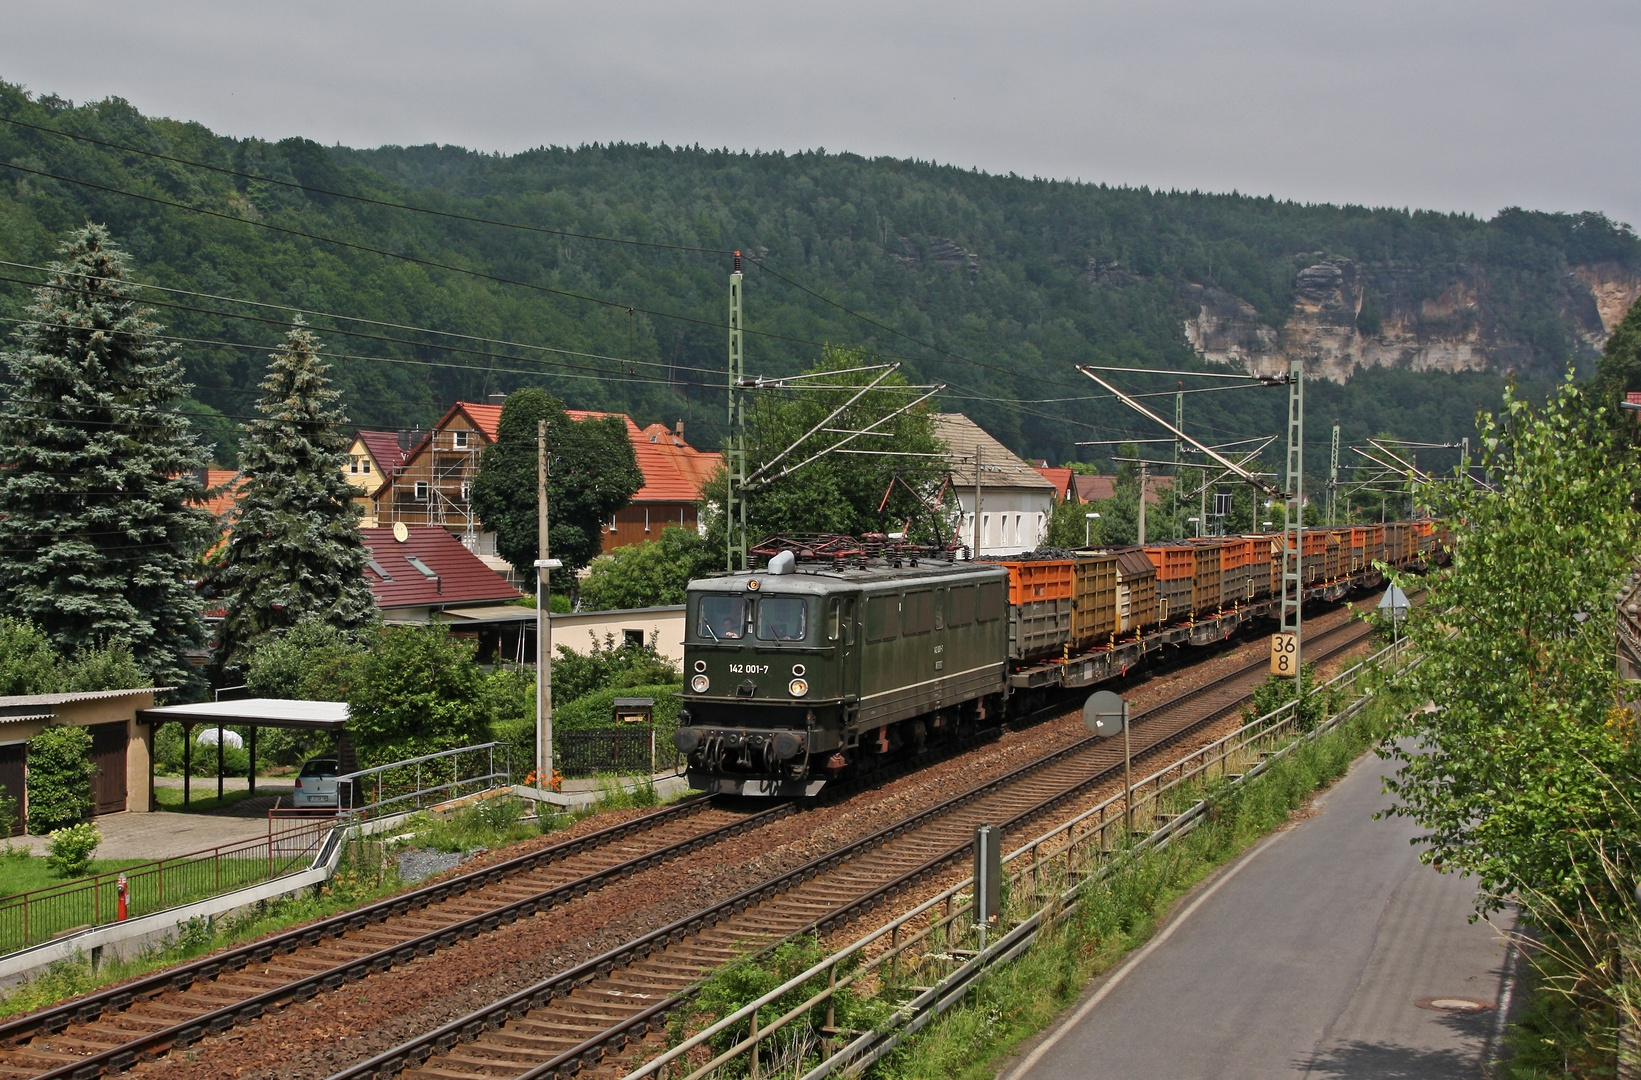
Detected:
left=788, top=678, right=809, bottom=697
left=691, top=674, right=711, bottom=694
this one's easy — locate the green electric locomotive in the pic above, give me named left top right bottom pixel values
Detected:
left=673, top=552, right=1010, bottom=796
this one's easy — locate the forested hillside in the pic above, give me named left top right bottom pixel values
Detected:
left=1, top=81, right=1635, bottom=475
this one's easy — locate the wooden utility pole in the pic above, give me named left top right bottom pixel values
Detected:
left=536, top=419, right=553, bottom=793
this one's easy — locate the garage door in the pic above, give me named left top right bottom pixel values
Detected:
left=89, top=722, right=127, bottom=816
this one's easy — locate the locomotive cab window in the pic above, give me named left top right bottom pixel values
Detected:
left=756, top=597, right=808, bottom=641
left=978, top=582, right=1004, bottom=622
left=697, top=596, right=750, bottom=640
left=827, top=600, right=843, bottom=642
left=948, top=585, right=975, bottom=627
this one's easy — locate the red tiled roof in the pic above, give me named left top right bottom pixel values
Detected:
left=1074, top=474, right=1116, bottom=503
left=355, top=431, right=410, bottom=482
left=1034, top=466, right=1076, bottom=502
left=461, top=403, right=503, bottom=441
left=358, top=527, right=523, bottom=610
left=198, top=469, right=246, bottom=519
left=1073, top=473, right=1164, bottom=506
left=563, top=410, right=717, bottom=504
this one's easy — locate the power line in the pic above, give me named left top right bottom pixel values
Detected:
left=0, top=114, right=735, bottom=257
left=0, top=259, right=721, bottom=379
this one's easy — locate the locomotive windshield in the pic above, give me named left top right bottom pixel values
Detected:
left=697, top=595, right=750, bottom=640
left=755, top=597, right=808, bottom=641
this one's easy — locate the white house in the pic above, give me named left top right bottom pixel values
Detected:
left=932, top=414, right=1057, bottom=556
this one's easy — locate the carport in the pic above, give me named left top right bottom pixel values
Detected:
left=135, top=699, right=352, bottom=807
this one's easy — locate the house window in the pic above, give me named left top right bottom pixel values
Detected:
left=644, top=508, right=651, bottom=533
left=623, top=629, right=644, bottom=648
left=414, top=481, right=429, bottom=501
left=609, top=513, right=618, bottom=532
left=362, top=458, right=371, bottom=475
left=453, top=430, right=470, bottom=450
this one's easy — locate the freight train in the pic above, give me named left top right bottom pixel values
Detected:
left=673, top=523, right=1447, bottom=796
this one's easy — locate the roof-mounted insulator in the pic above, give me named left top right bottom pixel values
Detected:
left=734, top=250, right=742, bottom=272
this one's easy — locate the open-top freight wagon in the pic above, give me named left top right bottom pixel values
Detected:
left=674, top=524, right=1444, bottom=796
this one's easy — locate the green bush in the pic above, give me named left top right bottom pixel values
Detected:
left=549, top=634, right=679, bottom=706
left=61, top=645, right=145, bottom=692
left=0, top=617, right=63, bottom=695
left=245, top=618, right=364, bottom=700
left=153, top=724, right=254, bottom=777
left=493, top=683, right=680, bottom=780
left=44, top=823, right=100, bottom=878
left=26, top=726, right=95, bottom=832
left=345, top=625, right=492, bottom=767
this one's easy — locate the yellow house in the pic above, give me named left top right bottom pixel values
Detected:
left=344, top=431, right=413, bottom=528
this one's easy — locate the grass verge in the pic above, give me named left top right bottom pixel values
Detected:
left=0, top=844, right=403, bottom=1021
left=868, top=693, right=1396, bottom=1080
left=152, top=787, right=268, bottom=813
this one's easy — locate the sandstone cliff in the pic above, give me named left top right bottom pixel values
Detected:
left=1184, top=257, right=1641, bottom=382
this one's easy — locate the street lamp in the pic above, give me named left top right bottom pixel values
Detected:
left=1188, top=516, right=1200, bottom=538
left=1261, top=520, right=1274, bottom=531
left=1084, top=511, right=1101, bottom=546
left=534, top=557, right=563, bottom=796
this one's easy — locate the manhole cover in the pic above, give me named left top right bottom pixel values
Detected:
left=1415, top=996, right=1492, bottom=1013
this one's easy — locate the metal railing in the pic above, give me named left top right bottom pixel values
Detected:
left=625, top=634, right=1415, bottom=1080
left=335, top=742, right=511, bottom=824
left=557, top=727, right=678, bottom=778
left=0, top=816, right=332, bottom=955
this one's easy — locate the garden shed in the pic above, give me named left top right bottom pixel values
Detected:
left=0, top=689, right=162, bottom=829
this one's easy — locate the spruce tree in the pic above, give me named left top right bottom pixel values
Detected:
left=210, top=320, right=376, bottom=669
left=0, top=224, right=214, bottom=691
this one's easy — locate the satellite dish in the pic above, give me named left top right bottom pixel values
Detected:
left=392, top=521, right=410, bottom=543
left=1084, top=690, right=1127, bottom=737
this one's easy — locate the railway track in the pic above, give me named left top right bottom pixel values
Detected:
left=332, top=617, right=1378, bottom=1080
left=0, top=609, right=1379, bottom=1080
left=0, top=796, right=788, bottom=1080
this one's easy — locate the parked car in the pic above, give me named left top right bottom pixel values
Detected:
left=291, top=757, right=341, bottom=809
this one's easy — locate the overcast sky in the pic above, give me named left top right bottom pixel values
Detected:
left=1, top=1, right=1636, bottom=228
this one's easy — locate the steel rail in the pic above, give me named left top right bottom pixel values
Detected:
left=0, top=794, right=785, bottom=1076
left=333, top=617, right=1377, bottom=1080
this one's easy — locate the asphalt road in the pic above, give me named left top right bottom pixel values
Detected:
left=1003, top=745, right=1516, bottom=1080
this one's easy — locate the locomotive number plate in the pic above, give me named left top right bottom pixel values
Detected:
left=729, top=664, right=769, bottom=675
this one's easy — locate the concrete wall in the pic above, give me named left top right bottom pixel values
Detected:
left=551, top=606, right=686, bottom=664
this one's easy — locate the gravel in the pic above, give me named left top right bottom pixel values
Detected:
left=395, top=848, right=468, bottom=883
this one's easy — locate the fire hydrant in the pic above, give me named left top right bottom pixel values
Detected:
left=116, top=874, right=128, bottom=921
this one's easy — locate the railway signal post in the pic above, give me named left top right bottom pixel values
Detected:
left=1278, top=355, right=1305, bottom=705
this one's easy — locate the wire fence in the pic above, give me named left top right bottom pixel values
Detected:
left=624, top=634, right=1415, bottom=1080
left=557, top=727, right=678, bottom=778
left=0, top=816, right=332, bottom=955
